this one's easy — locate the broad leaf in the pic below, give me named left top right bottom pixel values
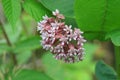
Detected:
left=2, top=0, right=21, bottom=26
left=95, top=60, right=117, bottom=80
left=106, top=30, right=120, bottom=46
left=74, top=0, right=120, bottom=40
left=12, top=69, right=53, bottom=80
left=83, top=32, right=106, bottom=41
left=17, top=51, right=32, bottom=64
left=5, top=22, right=22, bottom=44
left=23, top=0, right=50, bottom=21
left=0, top=22, right=22, bottom=44
left=40, top=0, right=74, bottom=17
left=14, top=36, right=41, bottom=52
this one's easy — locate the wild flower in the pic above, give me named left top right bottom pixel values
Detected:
left=37, top=9, right=86, bottom=63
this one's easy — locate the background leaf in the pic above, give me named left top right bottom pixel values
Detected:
left=17, top=51, right=32, bottom=64
left=40, top=0, right=74, bottom=17
left=0, top=44, right=11, bottom=54
left=106, top=30, right=120, bottom=46
left=74, top=0, right=120, bottom=40
left=12, top=69, right=53, bottom=80
left=5, top=22, right=22, bottom=44
left=95, top=60, right=117, bottom=80
left=23, top=0, right=51, bottom=21
left=2, top=0, right=21, bottom=26
left=14, top=36, right=41, bottom=53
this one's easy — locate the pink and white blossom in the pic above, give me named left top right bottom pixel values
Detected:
left=37, top=9, right=86, bottom=63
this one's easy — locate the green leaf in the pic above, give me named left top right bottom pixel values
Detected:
left=5, top=22, right=22, bottom=44
left=65, top=17, right=78, bottom=28
left=0, top=22, right=22, bottom=45
left=95, top=60, right=117, bottom=80
left=40, top=0, right=74, bottom=17
left=75, top=0, right=105, bottom=31
left=12, top=69, right=53, bottom=80
left=14, top=36, right=41, bottom=52
left=106, top=30, right=120, bottom=46
left=0, top=44, right=11, bottom=55
left=2, top=0, right=21, bottom=26
left=74, top=0, right=120, bottom=40
left=22, top=0, right=50, bottom=21
left=83, top=32, right=106, bottom=41
left=17, top=51, right=32, bottom=64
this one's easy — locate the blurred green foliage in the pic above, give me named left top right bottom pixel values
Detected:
left=95, top=61, right=117, bottom=80
left=12, top=69, right=53, bottom=80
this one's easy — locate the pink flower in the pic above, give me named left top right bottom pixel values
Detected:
left=37, top=9, right=86, bottom=63
left=52, top=9, right=65, bottom=19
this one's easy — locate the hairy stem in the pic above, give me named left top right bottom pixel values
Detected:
left=115, top=46, right=120, bottom=80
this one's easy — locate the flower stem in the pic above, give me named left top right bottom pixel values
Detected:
left=115, top=46, right=120, bottom=80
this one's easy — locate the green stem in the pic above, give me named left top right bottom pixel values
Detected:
left=115, top=46, right=120, bottom=80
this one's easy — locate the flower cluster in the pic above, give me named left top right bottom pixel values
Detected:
left=37, top=9, right=86, bottom=63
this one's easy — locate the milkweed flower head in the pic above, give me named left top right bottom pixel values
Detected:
left=37, top=9, right=86, bottom=63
